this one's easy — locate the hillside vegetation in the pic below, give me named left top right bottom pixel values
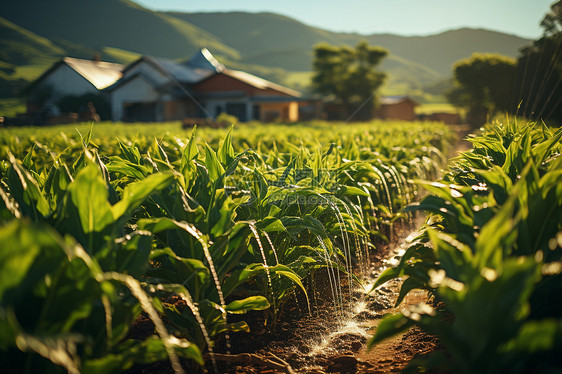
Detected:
left=0, top=16, right=64, bottom=66
left=365, top=28, right=532, bottom=75
left=0, top=0, right=531, bottom=100
left=0, top=0, right=238, bottom=60
left=169, top=12, right=530, bottom=76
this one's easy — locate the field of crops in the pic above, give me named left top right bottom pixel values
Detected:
left=370, top=121, right=562, bottom=373
left=0, top=120, right=453, bottom=373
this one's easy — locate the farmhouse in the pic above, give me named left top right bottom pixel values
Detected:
left=26, top=57, right=123, bottom=117
left=26, top=49, right=301, bottom=123
left=377, top=96, right=419, bottom=121
left=107, top=49, right=301, bottom=122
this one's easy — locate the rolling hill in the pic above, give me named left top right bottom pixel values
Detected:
left=0, top=16, right=64, bottom=66
left=0, top=0, right=238, bottom=60
left=365, top=28, right=532, bottom=75
left=167, top=11, right=354, bottom=57
left=170, top=11, right=531, bottom=76
left=0, top=0, right=533, bottom=100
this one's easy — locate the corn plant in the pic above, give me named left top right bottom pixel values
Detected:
left=0, top=120, right=452, bottom=371
left=0, top=220, right=203, bottom=374
left=369, top=120, right=562, bottom=373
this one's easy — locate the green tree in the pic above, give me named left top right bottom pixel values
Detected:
left=448, top=53, right=517, bottom=127
left=540, top=0, right=562, bottom=36
left=312, top=41, right=387, bottom=120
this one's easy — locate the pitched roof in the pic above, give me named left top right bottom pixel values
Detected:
left=119, top=50, right=222, bottom=86
left=111, top=49, right=300, bottom=97
left=104, top=72, right=161, bottom=92
left=222, top=69, right=301, bottom=97
left=62, top=57, right=123, bottom=90
left=185, top=48, right=225, bottom=72
left=149, top=56, right=216, bottom=83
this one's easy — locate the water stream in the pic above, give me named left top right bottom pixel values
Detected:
left=297, top=224, right=420, bottom=372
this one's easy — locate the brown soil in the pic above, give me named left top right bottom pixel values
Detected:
left=207, top=224, right=441, bottom=374
left=450, top=124, right=473, bottom=155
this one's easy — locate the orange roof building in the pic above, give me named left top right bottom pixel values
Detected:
left=107, top=49, right=301, bottom=122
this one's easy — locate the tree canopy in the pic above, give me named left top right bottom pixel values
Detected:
left=312, top=41, right=387, bottom=120
left=447, top=53, right=516, bottom=127
left=448, top=1, right=562, bottom=126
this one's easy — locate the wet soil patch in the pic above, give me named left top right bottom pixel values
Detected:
left=124, top=222, right=443, bottom=373
left=209, top=224, right=441, bottom=373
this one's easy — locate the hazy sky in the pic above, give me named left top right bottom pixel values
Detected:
left=135, top=0, right=552, bottom=39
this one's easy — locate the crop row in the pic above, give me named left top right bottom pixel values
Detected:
left=0, top=121, right=451, bottom=373
left=369, top=120, right=562, bottom=373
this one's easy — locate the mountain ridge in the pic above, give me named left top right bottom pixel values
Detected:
left=0, top=1, right=532, bottom=98
left=170, top=11, right=530, bottom=75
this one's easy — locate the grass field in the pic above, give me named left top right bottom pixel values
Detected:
left=283, top=71, right=314, bottom=90
left=415, top=102, right=460, bottom=114
left=0, top=98, right=26, bottom=118
left=12, top=62, right=54, bottom=80
left=0, top=120, right=454, bottom=154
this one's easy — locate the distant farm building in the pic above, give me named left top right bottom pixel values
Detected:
left=26, top=57, right=123, bottom=122
left=26, top=49, right=301, bottom=123
left=377, top=96, right=419, bottom=121
left=107, top=49, right=300, bottom=122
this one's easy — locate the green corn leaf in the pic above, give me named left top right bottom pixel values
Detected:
left=15, top=332, right=83, bottom=374
left=370, top=266, right=402, bottom=293
left=213, top=321, right=251, bottom=335
left=342, top=185, right=370, bottom=197
left=111, top=172, right=174, bottom=220
left=394, top=276, right=427, bottom=307
left=531, top=127, right=562, bottom=166
left=427, top=230, right=474, bottom=280
left=503, top=319, right=562, bottom=353
left=67, top=164, right=114, bottom=236
left=222, top=263, right=265, bottom=297
left=83, top=335, right=203, bottom=373
left=473, top=166, right=512, bottom=204
left=256, top=217, right=286, bottom=233
left=106, top=159, right=151, bottom=179
left=474, top=172, right=522, bottom=268
left=204, top=142, right=225, bottom=183
left=217, top=126, right=235, bottom=166
left=117, top=139, right=141, bottom=164
left=0, top=220, right=53, bottom=301
left=225, top=296, right=270, bottom=314
left=272, top=266, right=310, bottom=310
left=7, top=153, right=50, bottom=218
left=179, top=127, right=199, bottom=179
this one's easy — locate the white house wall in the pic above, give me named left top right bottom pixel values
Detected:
left=111, top=75, right=161, bottom=121
left=35, top=65, right=98, bottom=101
